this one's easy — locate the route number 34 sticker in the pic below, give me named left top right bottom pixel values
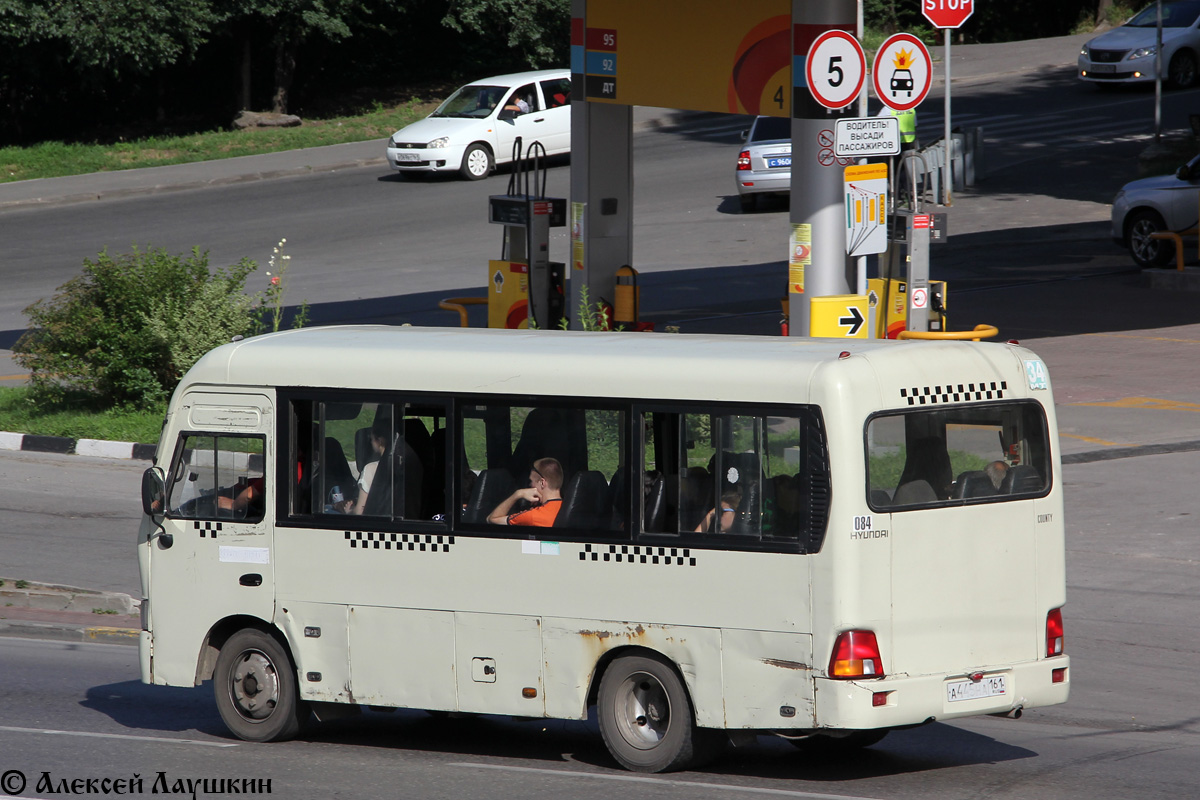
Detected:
left=1024, top=359, right=1048, bottom=390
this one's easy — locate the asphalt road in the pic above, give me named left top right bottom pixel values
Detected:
left=4, top=43, right=1200, bottom=350
left=3, top=444, right=1199, bottom=800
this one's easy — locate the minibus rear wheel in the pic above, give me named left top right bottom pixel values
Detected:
left=214, top=628, right=310, bottom=742
left=597, top=653, right=718, bottom=772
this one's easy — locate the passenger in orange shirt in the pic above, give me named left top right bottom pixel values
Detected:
left=488, top=457, right=564, bottom=526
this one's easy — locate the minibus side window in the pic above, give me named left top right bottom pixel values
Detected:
left=287, top=397, right=449, bottom=524
left=640, top=409, right=815, bottom=547
left=457, top=401, right=626, bottom=533
left=166, top=434, right=265, bottom=522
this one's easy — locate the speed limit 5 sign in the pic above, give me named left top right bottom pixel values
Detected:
left=805, top=30, right=866, bottom=110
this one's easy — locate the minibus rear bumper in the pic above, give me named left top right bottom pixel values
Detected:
left=809, top=656, right=1070, bottom=731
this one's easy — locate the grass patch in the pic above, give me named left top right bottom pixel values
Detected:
left=0, top=100, right=436, bottom=184
left=0, top=387, right=164, bottom=444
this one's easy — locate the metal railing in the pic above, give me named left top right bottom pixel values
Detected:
left=897, top=324, right=998, bottom=342
left=438, top=297, right=487, bottom=327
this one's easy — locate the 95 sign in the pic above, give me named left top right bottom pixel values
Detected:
left=805, top=30, right=866, bottom=110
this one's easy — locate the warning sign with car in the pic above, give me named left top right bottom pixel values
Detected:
left=873, top=33, right=932, bottom=111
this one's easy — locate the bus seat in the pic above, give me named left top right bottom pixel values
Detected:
left=403, top=418, right=435, bottom=466
left=1001, top=464, right=1043, bottom=494
left=362, top=438, right=423, bottom=519
left=607, top=465, right=629, bottom=518
left=898, top=437, right=953, bottom=498
left=354, top=426, right=375, bottom=473
left=870, top=489, right=893, bottom=507
left=892, top=479, right=938, bottom=506
left=511, top=407, right=586, bottom=483
left=462, top=468, right=515, bottom=524
left=678, top=468, right=711, bottom=532
left=643, top=475, right=667, bottom=532
left=321, top=436, right=355, bottom=499
left=954, top=470, right=997, bottom=499
left=555, top=470, right=611, bottom=529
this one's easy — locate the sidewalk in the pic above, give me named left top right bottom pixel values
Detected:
left=0, top=579, right=139, bottom=645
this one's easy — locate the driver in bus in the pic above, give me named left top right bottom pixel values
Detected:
left=488, top=457, right=563, bottom=526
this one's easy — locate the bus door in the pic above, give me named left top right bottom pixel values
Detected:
left=866, top=402, right=1051, bottom=679
left=151, top=392, right=275, bottom=680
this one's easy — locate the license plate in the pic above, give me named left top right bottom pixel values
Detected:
left=767, top=156, right=792, bottom=169
left=1089, top=64, right=1116, bottom=74
left=946, top=675, right=1007, bottom=702
left=395, top=152, right=421, bottom=162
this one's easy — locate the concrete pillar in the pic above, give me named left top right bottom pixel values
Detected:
left=790, top=0, right=858, bottom=337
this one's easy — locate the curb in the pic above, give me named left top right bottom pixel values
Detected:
left=1, top=579, right=139, bottom=615
left=0, top=431, right=155, bottom=461
left=0, top=157, right=389, bottom=213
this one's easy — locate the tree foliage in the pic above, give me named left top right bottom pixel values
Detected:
left=442, top=0, right=570, bottom=69
left=14, top=247, right=259, bottom=409
left=0, top=0, right=1114, bottom=145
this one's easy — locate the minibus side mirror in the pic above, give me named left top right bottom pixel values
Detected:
left=142, top=466, right=166, bottom=519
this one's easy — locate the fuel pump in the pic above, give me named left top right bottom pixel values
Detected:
left=486, top=139, right=566, bottom=329
left=872, top=151, right=948, bottom=339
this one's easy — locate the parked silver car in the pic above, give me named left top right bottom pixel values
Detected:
left=735, top=116, right=791, bottom=212
left=1111, top=153, right=1200, bottom=266
left=1079, top=0, right=1200, bottom=89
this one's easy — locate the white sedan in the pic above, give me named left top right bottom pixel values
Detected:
left=1111, top=153, right=1200, bottom=266
left=386, top=69, right=571, bottom=180
left=1079, top=0, right=1200, bottom=89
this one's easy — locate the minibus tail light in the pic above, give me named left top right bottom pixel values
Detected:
left=829, top=630, right=884, bottom=679
left=1046, top=608, right=1064, bottom=657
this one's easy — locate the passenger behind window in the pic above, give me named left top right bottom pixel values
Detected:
left=985, top=460, right=1009, bottom=490
left=695, top=487, right=742, bottom=533
left=345, top=418, right=389, bottom=515
left=488, top=457, right=563, bottom=526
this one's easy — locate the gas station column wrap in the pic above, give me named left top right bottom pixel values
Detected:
left=789, top=0, right=858, bottom=336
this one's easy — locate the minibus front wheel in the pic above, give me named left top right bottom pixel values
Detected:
left=214, top=627, right=310, bottom=742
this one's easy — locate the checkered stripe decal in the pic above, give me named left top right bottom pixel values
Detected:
left=580, top=543, right=697, bottom=566
left=345, top=531, right=454, bottom=553
left=194, top=521, right=222, bottom=538
left=901, top=381, right=1007, bottom=406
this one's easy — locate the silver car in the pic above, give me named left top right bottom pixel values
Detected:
left=735, top=116, right=791, bottom=212
left=1079, top=0, right=1200, bottom=89
left=1111, top=154, right=1200, bottom=267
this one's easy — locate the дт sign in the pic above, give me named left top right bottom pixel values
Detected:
left=923, top=0, right=974, bottom=29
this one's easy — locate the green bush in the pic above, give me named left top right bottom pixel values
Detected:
left=14, top=246, right=258, bottom=410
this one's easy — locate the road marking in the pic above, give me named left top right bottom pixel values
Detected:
left=1059, top=433, right=1126, bottom=446
left=1070, top=396, right=1200, bottom=413
left=451, top=762, right=885, bottom=800
left=0, top=725, right=236, bottom=748
left=1084, top=332, right=1200, bottom=344
left=0, top=374, right=29, bottom=381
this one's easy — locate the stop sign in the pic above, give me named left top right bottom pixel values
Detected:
left=922, top=0, right=974, bottom=29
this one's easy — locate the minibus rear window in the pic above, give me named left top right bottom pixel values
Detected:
left=866, top=401, right=1050, bottom=510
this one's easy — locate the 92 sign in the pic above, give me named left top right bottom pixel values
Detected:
left=805, top=30, right=866, bottom=110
